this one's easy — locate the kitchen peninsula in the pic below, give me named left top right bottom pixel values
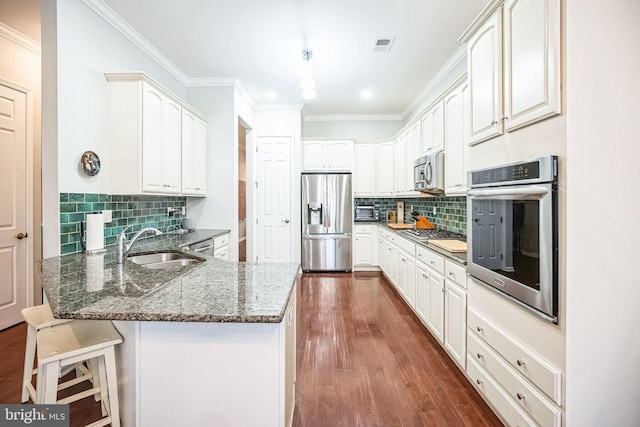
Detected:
left=38, top=230, right=300, bottom=427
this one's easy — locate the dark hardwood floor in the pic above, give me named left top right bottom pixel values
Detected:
left=0, top=272, right=502, bottom=426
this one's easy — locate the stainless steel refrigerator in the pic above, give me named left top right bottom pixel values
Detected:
left=301, top=173, right=352, bottom=272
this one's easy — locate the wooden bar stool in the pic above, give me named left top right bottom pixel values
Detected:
left=21, top=304, right=76, bottom=403
left=36, top=320, right=123, bottom=427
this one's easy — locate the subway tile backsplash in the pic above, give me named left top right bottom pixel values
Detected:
left=59, top=193, right=186, bottom=255
left=356, top=196, right=467, bottom=235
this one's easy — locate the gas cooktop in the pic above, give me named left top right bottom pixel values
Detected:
left=401, top=228, right=466, bottom=242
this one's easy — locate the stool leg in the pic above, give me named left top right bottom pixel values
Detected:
left=21, top=325, right=36, bottom=403
left=36, top=361, right=60, bottom=404
left=88, top=358, right=101, bottom=402
left=97, top=355, right=109, bottom=417
left=104, top=347, right=121, bottom=427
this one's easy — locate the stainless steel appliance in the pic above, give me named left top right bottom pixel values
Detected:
left=354, top=204, right=379, bottom=222
left=414, top=151, right=445, bottom=194
left=467, top=156, right=559, bottom=323
left=402, top=228, right=466, bottom=241
left=301, top=173, right=352, bottom=272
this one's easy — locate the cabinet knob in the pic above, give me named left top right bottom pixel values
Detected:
left=476, top=353, right=483, bottom=359
left=449, top=272, right=455, bottom=277
left=476, top=326, right=483, bottom=332
left=516, top=392, right=525, bottom=401
left=491, top=120, right=498, bottom=125
left=501, top=116, right=509, bottom=121
left=476, top=379, right=482, bottom=385
left=516, top=359, right=525, bottom=367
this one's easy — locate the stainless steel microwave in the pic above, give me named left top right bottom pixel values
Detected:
left=414, top=151, right=445, bottom=194
left=467, top=156, right=559, bottom=323
left=354, top=205, right=379, bottom=222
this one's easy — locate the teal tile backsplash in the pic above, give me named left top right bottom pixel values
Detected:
left=59, top=193, right=186, bottom=254
left=355, top=196, right=467, bottom=235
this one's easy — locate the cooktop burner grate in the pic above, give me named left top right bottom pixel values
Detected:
left=401, top=228, right=466, bottom=241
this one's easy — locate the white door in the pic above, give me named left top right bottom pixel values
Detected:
left=256, top=136, right=292, bottom=262
left=0, top=84, right=29, bottom=330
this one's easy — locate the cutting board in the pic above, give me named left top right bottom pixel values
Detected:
left=387, top=223, right=414, bottom=230
left=429, top=239, right=467, bottom=253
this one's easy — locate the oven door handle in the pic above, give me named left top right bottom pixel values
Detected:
left=467, top=186, right=549, bottom=199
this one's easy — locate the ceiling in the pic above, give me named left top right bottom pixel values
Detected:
left=100, top=0, right=486, bottom=118
left=1, top=0, right=487, bottom=118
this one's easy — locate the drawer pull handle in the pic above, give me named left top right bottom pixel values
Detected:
left=449, top=272, right=454, bottom=276
left=517, top=359, right=525, bottom=367
left=476, top=326, right=483, bottom=332
left=476, top=353, right=483, bottom=359
left=430, top=261, right=435, bottom=265
left=516, top=392, right=525, bottom=400
left=476, top=379, right=482, bottom=385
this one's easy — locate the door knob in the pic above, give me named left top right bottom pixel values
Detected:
left=15, top=232, right=28, bottom=240
left=282, top=219, right=290, bottom=224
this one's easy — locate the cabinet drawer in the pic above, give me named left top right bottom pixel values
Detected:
left=467, top=332, right=561, bottom=427
left=415, top=246, right=444, bottom=274
left=393, top=235, right=415, bottom=255
left=214, top=233, right=230, bottom=248
left=378, top=227, right=392, bottom=240
left=468, top=308, right=562, bottom=405
left=444, top=260, right=466, bottom=288
left=466, top=355, right=537, bottom=427
left=214, top=245, right=230, bottom=260
left=354, top=224, right=372, bottom=234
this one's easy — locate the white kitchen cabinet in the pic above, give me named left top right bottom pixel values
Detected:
left=381, top=237, right=397, bottom=287
left=106, top=73, right=207, bottom=196
left=302, top=139, right=353, bottom=171
left=420, top=100, right=444, bottom=154
left=425, top=265, right=445, bottom=343
left=464, top=0, right=561, bottom=144
left=444, top=280, right=467, bottom=368
left=393, top=135, right=406, bottom=196
left=396, top=248, right=416, bottom=308
left=214, top=233, right=230, bottom=261
left=354, top=224, right=377, bottom=268
left=444, top=80, right=469, bottom=195
left=353, top=144, right=376, bottom=197
left=404, top=122, right=421, bottom=196
left=375, top=141, right=394, bottom=197
left=181, top=109, right=208, bottom=196
left=415, top=263, right=430, bottom=321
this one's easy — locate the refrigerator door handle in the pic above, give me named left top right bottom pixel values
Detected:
left=303, top=234, right=351, bottom=239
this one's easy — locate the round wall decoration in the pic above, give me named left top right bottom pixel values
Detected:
left=81, top=151, right=101, bottom=176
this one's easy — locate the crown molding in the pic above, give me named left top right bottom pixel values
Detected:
left=82, top=0, right=189, bottom=85
left=0, top=22, right=40, bottom=54
left=458, top=0, right=503, bottom=43
left=233, top=79, right=256, bottom=109
left=303, top=114, right=403, bottom=122
left=400, top=44, right=467, bottom=120
left=187, top=77, right=238, bottom=87
left=254, top=104, right=303, bottom=112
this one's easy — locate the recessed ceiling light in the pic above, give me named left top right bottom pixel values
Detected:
left=302, top=88, right=317, bottom=100
left=266, top=91, right=277, bottom=99
left=361, top=90, right=373, bottom=99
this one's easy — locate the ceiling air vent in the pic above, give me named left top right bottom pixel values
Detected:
left=373, top=37, right=395, bottom=52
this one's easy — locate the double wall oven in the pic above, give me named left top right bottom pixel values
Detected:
left=467, top=156, right=559, bottom=323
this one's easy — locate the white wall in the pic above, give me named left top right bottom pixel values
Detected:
left=565, top=1, right=640, bottom=425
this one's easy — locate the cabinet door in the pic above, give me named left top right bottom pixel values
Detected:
left=393, top=136, right=406, bottom=196
left=468, top=10, right=503, bottom=144
left=302, top=140, right=326, bottom=171
left=421, top=101, right=445, bottom=154
left=426, top=268, right=445, bottom=343
left=503, top=0, right=561, bottom=131
left=444, top=281, right=467, bottom=368
left=163, top=98, right=182, bottom=194
left=354, top=144, right=376, bottom=197
left=326, top=140, right=353, bottom=171
left=444, top=83, right=466, bottom=195
left=382, top=240, right=396, bottom=286
left=193, top=118, right=208, bottom=195
left=405, top=123, right=421, bottom=195
left=378, top=237, right=386, bottom=271
left=354, top=234, right=372, bottom=266
left=142, top=85, right=165, bottom=193
left=375, top=142, right=394, bottom=196
left=404, top=253, right=416, bottom=308
left=415, top=263, right=429, bottom=321
left=181, top=111, right=208, bottom=196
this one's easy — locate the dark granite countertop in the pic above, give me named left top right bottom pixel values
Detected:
left=379, top=224, right=467, bottom=265
left=38, top=229, right=301, bottom=323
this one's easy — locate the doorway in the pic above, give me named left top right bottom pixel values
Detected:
left=238, top=123, right=247, bottom=262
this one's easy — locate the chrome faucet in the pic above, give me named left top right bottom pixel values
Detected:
left=116, top=226, right=162, bottom=264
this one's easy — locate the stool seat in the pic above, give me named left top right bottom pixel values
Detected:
left=36, top=320, right=123, bottom=427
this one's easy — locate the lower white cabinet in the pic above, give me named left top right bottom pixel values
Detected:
left=396, top=248, right=416, bottom=307
left=354, top=224, right=378, bottom=268
left=425, top=265, right=445, bottom=343
left=214, top=233, right=230, bottom=260
left=467, top=307, right=562, bottom=427
left=444, top=280, right=466, bottom=368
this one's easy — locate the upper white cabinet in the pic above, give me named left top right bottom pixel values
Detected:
left=353, top=144, right=376, bottom=197
left=463, top=0, right=561, bottom=144
left=181, top=110, right=208, bottom=196
left=106, top=73, right=208, bottom=196
left=444, top=80, right=469, bottom=195
left=404, top=122, right=421, bottom=196
left=393, top=135, right=406, bottom=196
left=302, top=139, right=353, bottom=171
left=375, top=142, right=394, bottom=197
left=421, top=100, right=444, bottom=154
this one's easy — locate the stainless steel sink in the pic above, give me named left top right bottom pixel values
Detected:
left=128, top=251, right=204, bottom=269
